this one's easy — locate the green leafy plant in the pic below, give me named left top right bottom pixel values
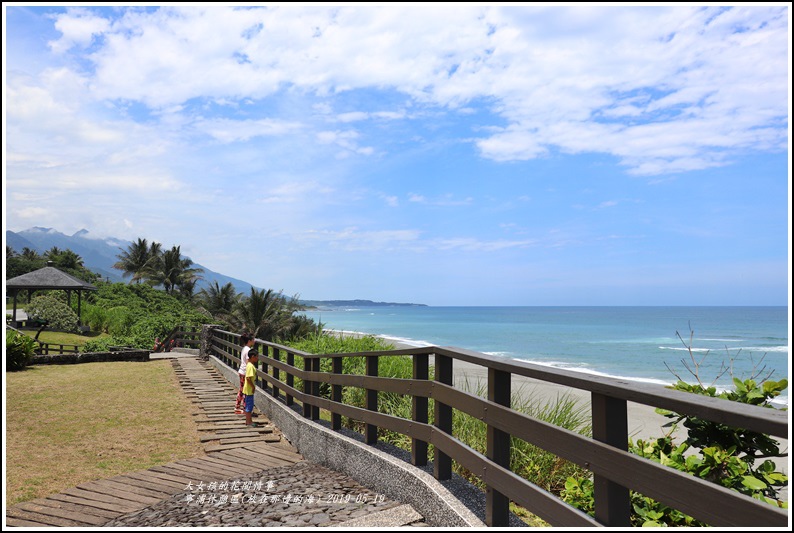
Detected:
left=562, top=327, right=788, bottom=526
left=26, top=293, right=79, bottom=333
left=6, top=329, right=37, bottom=371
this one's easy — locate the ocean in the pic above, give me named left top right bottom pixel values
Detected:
left=300, top=306, right=790, bottom=406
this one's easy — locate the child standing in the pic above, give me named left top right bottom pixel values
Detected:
left=243, top=351, right=259, bottom=427
left=235, top=333, right=255, bottom=414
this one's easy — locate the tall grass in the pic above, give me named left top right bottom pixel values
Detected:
left=285, top=332, right=591, bottom=500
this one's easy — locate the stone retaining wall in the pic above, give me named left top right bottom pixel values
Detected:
left=32, top=350, right=150, bottom=365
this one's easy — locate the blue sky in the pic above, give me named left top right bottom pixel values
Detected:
left=3, top=4, right=791, bottom=306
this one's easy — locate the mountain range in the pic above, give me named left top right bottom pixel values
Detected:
left=6, top=227, right=256, bottom=295
left=5, top=227, right=425, bottom=307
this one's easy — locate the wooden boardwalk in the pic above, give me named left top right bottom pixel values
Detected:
left=5, top=356, right=305, bottom=527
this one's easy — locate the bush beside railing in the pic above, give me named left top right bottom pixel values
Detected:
left=203, top=326, right=788, bottom=528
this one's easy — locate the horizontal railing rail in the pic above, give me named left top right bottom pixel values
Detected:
left=153, top=325, right=201, bottom=352
left=36, top=342, right=80, bottom=355
left=203, top=327, right=788, bottom=528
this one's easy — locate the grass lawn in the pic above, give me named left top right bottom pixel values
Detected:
left=5, top=360, right=205, bottom=506
left=17, top=329, right=111, bottom=349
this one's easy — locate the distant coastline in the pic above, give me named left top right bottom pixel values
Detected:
left=300, top=299, right=427, bottom=309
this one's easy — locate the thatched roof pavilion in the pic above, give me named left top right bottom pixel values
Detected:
left=6, top=265, right=97, bottom=327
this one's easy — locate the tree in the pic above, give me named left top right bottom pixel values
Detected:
left=6, top=246, right=17, bottom=259
left=179, top=277, right=199, bottom=304
left=232, top=288, right=296, bottom=341
left=44, top=247, right=62, bottom=261
left=145, top=245, right=203, bottom=295
left=113, top=238, right=154, bottom=283
left=198, top=281, right=240, bottom=321
left=54, top=249, right=84, bottom=270
left=21, top=247, right=39, bottom=261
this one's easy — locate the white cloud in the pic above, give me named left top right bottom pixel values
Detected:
left=258, top=181, right=335, bottom=204
left=316, top=129, right=374, bottom=156
left=195, top=118, right=303, bottom=143
left=304, top=227, right=422, bottom=252
left=434, top=237, right=537, bottom=252
left=11, top=4, right=790, bottom=186
left=48, top=7, right=111, bottom=53
left=407, top=193, right=474, bottom=206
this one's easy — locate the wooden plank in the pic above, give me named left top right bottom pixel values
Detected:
left=15, top=501, right=108, bottom=526
left=46, top=493, right=128, bottom=515
left=217, top=448, right=293, bottom=469
left=27, top=497, right=121, bottom=520
left=93, top=477, right=173, bottom=499
left=229, top=448, right=300, bottom=464
left=60, top=487, right=141, bottom=513
left=247, top=442, right=304, bottom=462
left=200, top=430, right=269, bottom=441
left=153, top=462, right=229, bottom=482
left=6, top=505, right=89, bottom=527
left=220, top=436, right=273, bottom=445
left=204, top=442, right=262, bottom=453
left=135, top=468, right=195, bottom=487
left=78, top=480, right=162, bottom=505
left=5, top=516, right=52, bottom=527
left=122, top=471, right=187, bottom=492
left=176, top=458, right=242, bottom=479
left=197, top=455, right=256, bottom=475
left=178, top=458, right=240, bottom=478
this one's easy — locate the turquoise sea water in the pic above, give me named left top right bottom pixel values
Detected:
left=301, top=306, right=790, bottom=405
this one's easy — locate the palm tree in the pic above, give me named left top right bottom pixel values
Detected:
left=198, top=281, right=240, bottom=320
left=6, top=246, right=16, bottom=259
left=179, top=277, right=200, bottom=304
left=21, top=247, right=39, bottom=260
left=233, top=288, right=295, bottom=341
left=56, top=249, right=84, bottom=269
left=45, top=247, right=62, bottom=262
left=145, top=245, right=203, bottom=295
left=113, top=238, right=153, bottom=283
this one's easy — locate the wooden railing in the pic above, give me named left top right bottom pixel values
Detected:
left=205, top=327, right=788, bottom=527
left=36, top=342, right=80, bottom=355
left=6, top=325, right=80, bottom=355
left=153, top=325, right=201, bottom=352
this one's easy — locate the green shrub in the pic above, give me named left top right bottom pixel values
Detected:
left=562, top=332, right=789, bottom=526
left=81, top=304, right=109, bottom=333
left=6, top=330, right=37, bottom=371
left=26, top=294, right=79, bottom=333
left=82, top=336, right=137, bottom=352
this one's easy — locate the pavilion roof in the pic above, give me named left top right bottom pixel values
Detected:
left=6, top=266, right=98, bottom=291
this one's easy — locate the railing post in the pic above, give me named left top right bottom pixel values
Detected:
left=286, top=352, right=295, bottom=406
left=412, top=352, right=429, bottom=466
left=303, top=356, right=313, bottom=418
left=257, top=345, right=266, bottom=391
left=365, top=355, right=379, bottom=444
left=312, top=357, right=321, bottom=420
left=260, top=345, right=269, bottom=392
left=592, top=392, right=631, bottom=527
left=434, top=353, right=453, bottom=480
left=332, top=356, right=343, bottom=430
left=486, top=368, right=511, bottom=526
left=272, top=348, right=280, bottom=399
